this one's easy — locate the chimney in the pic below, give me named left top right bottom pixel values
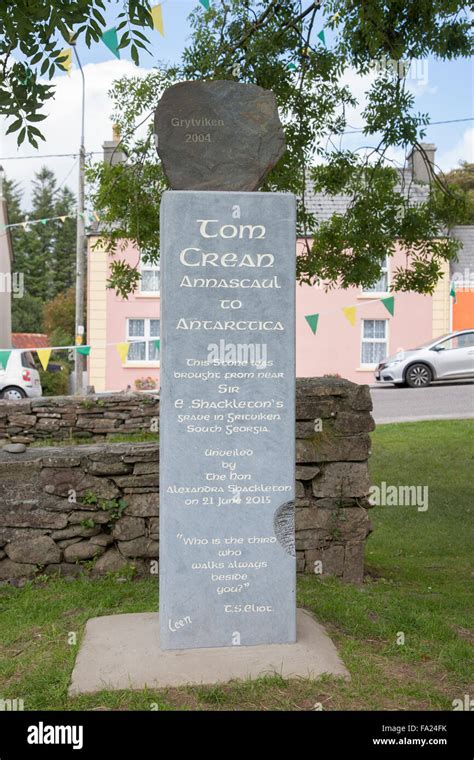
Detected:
left=103, top=125, right=125, bottom=166
left=407, top=143, right=436, bottom=184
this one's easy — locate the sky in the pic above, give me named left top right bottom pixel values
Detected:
left=1, top=0, right=473, bottom=210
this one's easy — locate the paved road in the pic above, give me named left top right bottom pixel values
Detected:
left=370, top=381, right=474, bottom=424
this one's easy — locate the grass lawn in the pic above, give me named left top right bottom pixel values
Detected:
left=0, top=419, right=472, bottom=711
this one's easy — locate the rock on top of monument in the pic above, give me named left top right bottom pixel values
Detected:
left=154, top=80, right=286, bottom=191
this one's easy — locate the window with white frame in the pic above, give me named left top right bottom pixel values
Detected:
left=362, top=256, right=389, bottom=294
left=361, top=320, right=388, bottom=365
left=140, top=254, right=160, bottom=294
left=126, top=318, right=160, bottom=362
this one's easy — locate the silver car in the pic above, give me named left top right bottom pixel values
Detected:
left=375, top=329, right=474, bottom=387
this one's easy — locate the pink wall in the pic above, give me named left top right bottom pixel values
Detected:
left=93, top=239, right=436, bottom=390
left=105, top=244, right=161, bottom=392
left=296, top=241, right=434, bottom=383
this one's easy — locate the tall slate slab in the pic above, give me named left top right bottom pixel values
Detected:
left=159, top=190, right=296, bottom=650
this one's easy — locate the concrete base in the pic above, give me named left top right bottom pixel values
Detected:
left=69, top=609, right=349, bottom=695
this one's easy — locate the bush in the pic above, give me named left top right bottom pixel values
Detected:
left=39, top=361, right=70, bottom=396
left=43, top=288, right=76, bottom=346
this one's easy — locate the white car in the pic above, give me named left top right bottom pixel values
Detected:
left=375, top=329, right=474, bottom=387
left=0, top=350, right=43, bottom=400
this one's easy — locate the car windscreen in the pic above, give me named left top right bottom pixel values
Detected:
left=414, top=333, right=450, bottom=349
left=21, top=351, right=37, bottom=370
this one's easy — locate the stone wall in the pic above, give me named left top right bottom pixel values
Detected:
left=0, top=393, right=159, bottom=444
left=0, top=442, right=159, bottom=581
left=0, top=378, right=374, bottom=583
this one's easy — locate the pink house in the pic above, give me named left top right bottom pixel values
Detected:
left=86, top=143, right=450, bottom=391
left=86, top=239, right=449, bottom=392
left=295, top=240, right=449, bottom=383
left=87, top=241, right=161, bottom=393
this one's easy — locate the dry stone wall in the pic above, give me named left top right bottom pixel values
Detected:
left=0, top=393, right=159, bottom=444
left=0, top=378, right=375, bottom=583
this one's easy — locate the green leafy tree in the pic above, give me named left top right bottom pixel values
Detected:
left=12, top=294, right=45, bottom=334
left=87, top=1, right=472, bottom=296
left=22, top=166, right=57, bottom=300
left=442, top=162, right=474, bottom=223
left=52, top=187, right=77, bottom=294
left=43, top=286, right=76, bottom=346
left=4, top=169, right=77, bottom=331
left=1, top=1, right=154, bottom=145
left=3, top=177, right=45, bottom=333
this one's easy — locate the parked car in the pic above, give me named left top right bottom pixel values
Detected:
left=375, top=329, right=474, bottom=387
left=0, top=351, right=42, bottom=400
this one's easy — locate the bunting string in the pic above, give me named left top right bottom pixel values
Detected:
left=305, top=295, right=396, bottom=335
left=0, top=282, right=449, bottom=366
left=0, top=339, right=161, bottom=370
left=0, top=211, right=100, bottom=232
left=0, top=294, right=399, bottom=363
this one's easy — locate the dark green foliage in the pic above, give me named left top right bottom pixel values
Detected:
left=86, top=1, right=472, bottom=296
left=0, top=1, right=154, bottom=144
left=39, top=360, right=70, bottom=396
left=11, top=294, right=44, bottom=333
left=4, top=169, right=76, bottom=333
left=442, top=162, right=474, bottom=223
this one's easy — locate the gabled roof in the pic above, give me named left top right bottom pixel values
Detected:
left=12, top=333, right=49, bottom=349
left=303, top=168, right=430, bottom=223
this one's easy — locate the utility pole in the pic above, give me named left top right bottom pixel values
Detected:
left=73, top=43, right=86, bottom=394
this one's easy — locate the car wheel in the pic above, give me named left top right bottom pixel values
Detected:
left=405, top=364, right=432, bottom=388
left=0, top=386, right=27, bottom=401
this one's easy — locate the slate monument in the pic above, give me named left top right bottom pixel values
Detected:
left=156, top=81, right=296, bottom=650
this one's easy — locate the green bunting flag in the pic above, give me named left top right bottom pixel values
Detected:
left=0, top=350, right=11, bottom=369
left=199, top=0, right=210, bottom=9
left=317, top=30, right=326, bottom=45
left=21, top=67, right=33, bottom=85
left=76, top=346, right=91, bottom=356
left=381, top=296, right=395, bottom=316
left=101, top=28, right=120, bottom=59
left=450, top=285, right=457, bottom=303
left=154, top=339, right=161, bottom=351
left=305, top=314, right=319, bottom=335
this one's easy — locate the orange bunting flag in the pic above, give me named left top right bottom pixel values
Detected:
left=342, top=306, right=357, bottom=326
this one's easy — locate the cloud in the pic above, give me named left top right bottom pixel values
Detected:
left=436, top=128, right=474, bottom=173
left=0, top=60, right=150, bottom=207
